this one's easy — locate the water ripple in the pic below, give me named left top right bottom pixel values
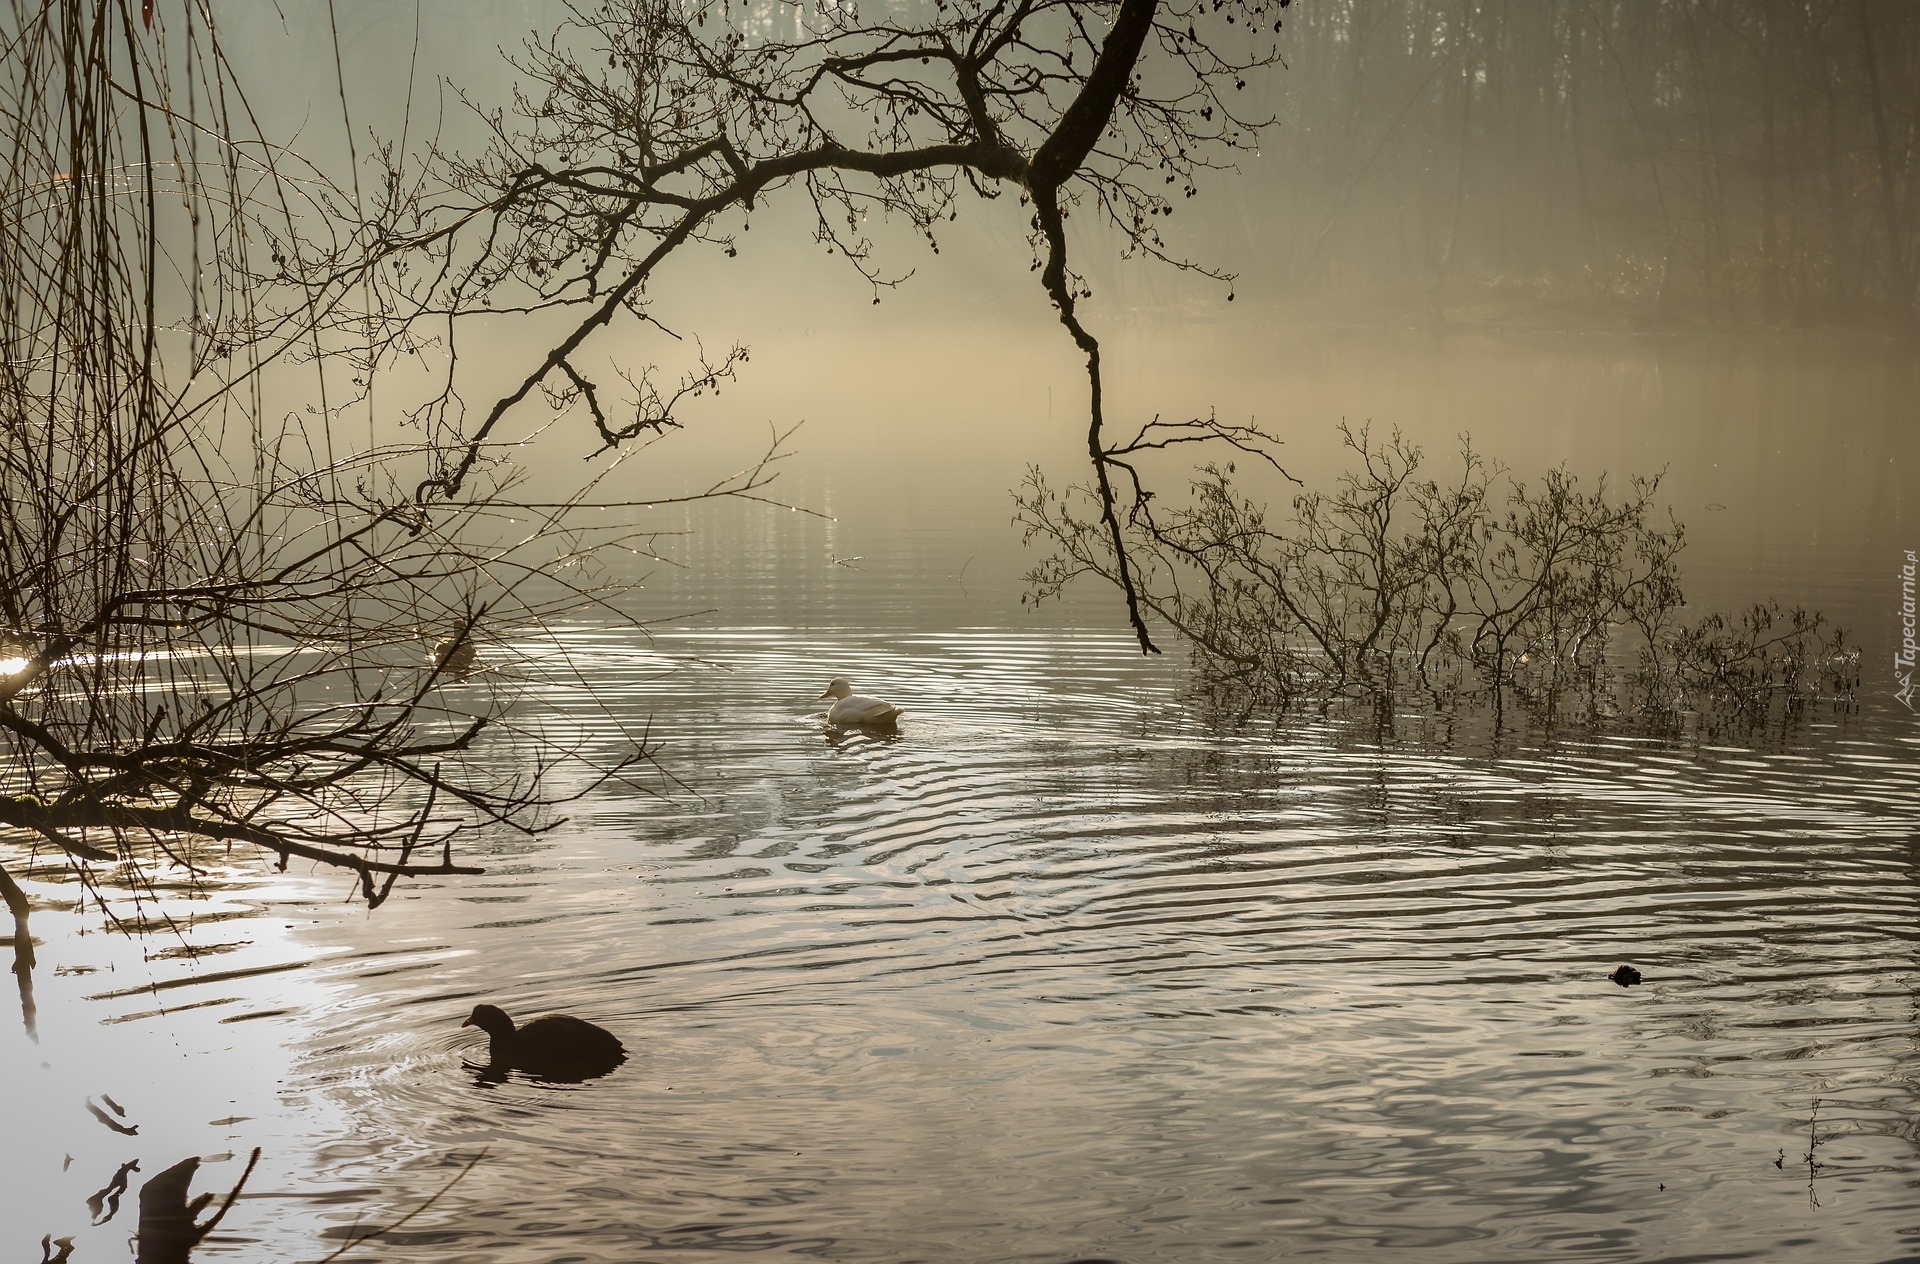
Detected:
left=11, top=626, right=1919, bottom=1263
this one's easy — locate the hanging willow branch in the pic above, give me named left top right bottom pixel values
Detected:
left=0, top=0, right=780, bottom=901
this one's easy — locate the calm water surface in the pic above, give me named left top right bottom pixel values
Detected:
left=5, top=334, right=1920, bottom=1263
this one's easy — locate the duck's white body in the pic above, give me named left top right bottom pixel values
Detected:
left=819, top=677, right=901, bottom=727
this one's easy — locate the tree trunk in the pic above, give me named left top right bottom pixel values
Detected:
left=1760, top=0, right=1782, bottom=322
left=1430, top=0, right=1477, bottom=329
left=1855, top=0, right=1915, bottom=321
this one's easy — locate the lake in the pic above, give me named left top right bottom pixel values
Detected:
left=5, top=328, right=1920, bottom=1263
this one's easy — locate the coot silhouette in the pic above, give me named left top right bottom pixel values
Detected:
left=461, top=1003, right=626, bottom=1078
left=429, top=634, right=478, bottom=675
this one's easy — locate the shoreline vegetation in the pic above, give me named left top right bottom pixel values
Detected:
left=1019, top=422, right=1861, bottom=738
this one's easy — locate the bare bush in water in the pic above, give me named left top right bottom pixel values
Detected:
left=1017, top=423, right=1858, bottom=728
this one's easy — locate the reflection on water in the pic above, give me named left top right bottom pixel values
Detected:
left=9, top=626, right=1920, bottom=1262
left=3, top=334, right=1920, bottom=1262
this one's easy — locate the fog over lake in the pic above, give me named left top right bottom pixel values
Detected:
left=3, top=3, right=1918, bottom=1262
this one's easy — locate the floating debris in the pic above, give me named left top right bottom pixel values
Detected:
left=429, top=634, right=478, bottom=675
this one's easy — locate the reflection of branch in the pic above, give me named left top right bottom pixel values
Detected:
left=134, top=1149, right=260, bottom=1264
left=194, top=1148, right=262, bottom=1242
left=315, top=1150, right=487, bottom=1263
left=1804, top=1094, right=1824, bottom=1210
left=87, top=1159, right=141, bottom=1225
left=0, top=861, right=34, bottom=1039
left=86, top=1096, right=139, bottom=1136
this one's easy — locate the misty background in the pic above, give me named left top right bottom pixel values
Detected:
left=202, top=1, right=1916, bottom=644
left=227, top=1, right=1920, bottom=326
left=8, top=5, right=1920, bottom=1259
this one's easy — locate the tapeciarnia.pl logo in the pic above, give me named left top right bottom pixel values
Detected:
left=1899, top=550, right=1918, bottom=710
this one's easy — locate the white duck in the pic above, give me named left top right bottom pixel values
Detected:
left=818, top=677, right=902, bottom=727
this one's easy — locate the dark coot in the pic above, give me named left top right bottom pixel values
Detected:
left=462, top=1003, right=626, bottom=1077
left=1608, top=964, right=1644, bottom=987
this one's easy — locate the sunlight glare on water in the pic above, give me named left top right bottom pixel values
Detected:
left=282, top=626, right=1920, bottom=1261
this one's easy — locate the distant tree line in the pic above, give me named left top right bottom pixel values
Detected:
left=1250, top=0, right=1918, bottom=326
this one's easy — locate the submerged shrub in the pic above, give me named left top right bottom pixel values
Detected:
left=1017, top=423, right=1855, bottom=731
